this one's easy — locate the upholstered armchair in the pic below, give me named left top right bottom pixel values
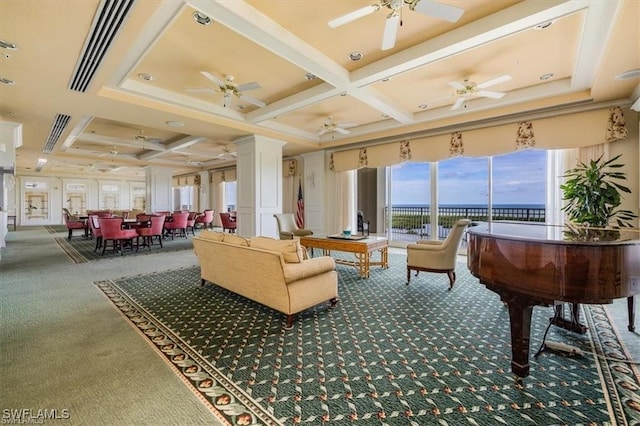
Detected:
left=186, top=212, right=199, bottom=236
left=164, top=212, right=189, bottom=239
left=194, top=209, right=214, bottom=230
left=273, top=213, right=313, bottom=240
left=219, top=212, right=237, bottom=233
left=136, top=214, right=166, bottom=249
left=98, top=217, right=138, bottom=255
left=62, top=211, right=87, bottom=240
left=87, top=215, right=102, bottom=252
left=406, top=219, right=471, bottom=289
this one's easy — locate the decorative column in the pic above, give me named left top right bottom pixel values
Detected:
left=144, top=166, right=173, bottom=213
left=198, top=171, right=210, bottom=210
left=300, top=151, right=326, bottom=235
left=234, top=135, right=285, bottom=237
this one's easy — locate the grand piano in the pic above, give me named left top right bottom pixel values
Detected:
left=466, top=221, right=640, bottom=378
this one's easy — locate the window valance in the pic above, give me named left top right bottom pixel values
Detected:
left=330, top=107, right=621, bottom=172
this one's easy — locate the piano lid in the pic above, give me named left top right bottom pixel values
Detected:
left=467, top=221, right=640, bottom=246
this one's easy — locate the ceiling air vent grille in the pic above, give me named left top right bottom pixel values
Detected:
left=42, top=114, right=71, bottom=154
left=68, top=0, right=134, bottom=92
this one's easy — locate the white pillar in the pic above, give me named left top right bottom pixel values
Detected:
left=144, top=166, right=173, bottom=213
left=235, top=135, right=285, bottom=238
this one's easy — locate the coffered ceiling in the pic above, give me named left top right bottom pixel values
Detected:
left=0, top=0, right=638, bottom=179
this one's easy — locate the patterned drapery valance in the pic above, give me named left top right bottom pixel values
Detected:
left=329, top=107, right=618, bottom=172
left=284, top=159, right=297, bottom=177
left=172, top=175, right=198, bottom=187
left=515, top=121, right=535, bottom=150
left=449, top=132, right=464, bottom=156
left=606, top=106, right=628, bottom=142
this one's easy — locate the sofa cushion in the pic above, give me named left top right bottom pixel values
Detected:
left=249, top=236, right=304, bottom=263
left=198, top=231, right=225, bottom=241
left=223, top=233, right=249, bottom=246
left=282, top=256, right=336, bottom=283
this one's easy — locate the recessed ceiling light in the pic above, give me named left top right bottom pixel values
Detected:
left=166, top=121, right=184, bottom=127
left=193, top=11, right=212, bottom=25
left=615, top=69, right=640, bottom=80
left=534, top=21, right=554, bottom=30
left=349, top=52, right=363, bottom=61
left=0, top=39, right=18, bottom=50
left=381, top=114, right=389, bottom=118
left=418, top=104, right=428, bottom=109
left=539, top=73, right=554, bottom=81
left=305, top=73, right=317, bottom=80
left=340, top=92, right=348, bottom=96
left=0, top=77, right=15, bottom=85
left=138, top=73, right=153, bottom=81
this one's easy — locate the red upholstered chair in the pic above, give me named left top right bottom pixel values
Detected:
left=186, top=212, right=199, bottom=236
left=219, top=212, right=237, bottom=233
left=98, top=217, right=138, bottom=255
left=194, top=209, right=214, bottom=230
left=88, top=215, right=102, bottom=252
left=136, top=215, right=165, bottom=250
left=63, top=212, right=88, bottom=240
left=163, top=212, right=189, bottom=239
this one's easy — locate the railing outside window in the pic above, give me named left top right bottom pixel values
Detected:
left=386, top=205, right=545, bottom=242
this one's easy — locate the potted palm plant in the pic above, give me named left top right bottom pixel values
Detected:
left=560, top=154, right=637, bottom=240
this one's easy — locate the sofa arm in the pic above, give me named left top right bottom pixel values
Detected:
left=283, top=256, right=336, bottom=284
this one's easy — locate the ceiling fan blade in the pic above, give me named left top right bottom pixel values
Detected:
left=200, top=71, right=225, bottom=88
left=236, top=81, right=261, bottom=92
left=328, top=4, right=379, bottom=28
left=223, top=93, right=232, bottom=108
left=186, top=88, right=217, bottom=93
left=477, top=74, right=512, bottom=89
left=337, top=122, right=357, bottom=129
left=335, top=127, right=351, bottom=135
left=411, top=0, right=464, bottom=23
left=448, top=81, right=466, bottom=90
left=381, top=13, right=400, bottom=50
left=476, top=90, right=505, bottom=99
left=318, top=128, right=330, bottom=136
left=451, top=97, right=465, bottom=110
left=239, top=94, right=266, bottom=108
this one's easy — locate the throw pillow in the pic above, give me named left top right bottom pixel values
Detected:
left=198, top=231, right=225, bottom=242
left=222, top=233, right=249, bottom=246
left=249, top=237, right=303, bottom=263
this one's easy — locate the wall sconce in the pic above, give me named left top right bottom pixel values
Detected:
left=306, top=172, right=316, bottom=188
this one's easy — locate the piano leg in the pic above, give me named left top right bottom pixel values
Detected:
left=628, top=296, right=636, bottom=332
left=503, top=294, right=534, bottom=378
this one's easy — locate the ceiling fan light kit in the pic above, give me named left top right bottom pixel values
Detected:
left=447, top=75, right=512, bottom=110
left=186, top=71, right=266, bottom=108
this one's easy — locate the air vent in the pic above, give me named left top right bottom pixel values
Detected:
left=42, top=114, right=71, bottom=154
left=68, top=0, right=134, bottom=92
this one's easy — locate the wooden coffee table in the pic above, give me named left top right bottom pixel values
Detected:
left=300, top=234, right=388, bottom=278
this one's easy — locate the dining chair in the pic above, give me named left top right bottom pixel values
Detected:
left=88, top=215, right=102, bottom=252
left=186, top=212, right=199, bottom=236
left=163, top=212, right=189, bottom=239
left=219, top=212, right=237, bottom=233
left=62, top=212, right=88, bottom=240
left=194, top=209, right=214, bottom=230
left=406, top=219, right=471, bottom=289
left=98, top=217, right=138, bottom=255
left=136, top=214, right=165, bottom=249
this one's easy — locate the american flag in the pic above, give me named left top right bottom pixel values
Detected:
left=295, top=180, right=304, bottom=228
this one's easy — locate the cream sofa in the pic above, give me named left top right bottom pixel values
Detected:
left=192, top=231, right=338, bottom=328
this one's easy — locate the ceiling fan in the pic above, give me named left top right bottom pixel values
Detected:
left=215, top=145, right=237, bottom=161
left=186, top=71, right=266, bottom=108
left=328, top=0, right=464, bottom=50
left=318, top=116, right=357, bottom=136
left=448, top=75, right=512, bottom=110
left=132, top=130, right=162, bottom=144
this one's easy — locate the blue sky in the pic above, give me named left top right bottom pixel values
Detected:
left=391, top=149, right=547, bottom=206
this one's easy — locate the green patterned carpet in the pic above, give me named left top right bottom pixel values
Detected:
left=95, top=254, right=639, bottom=425
left=55, top=234, right=194, bottom=263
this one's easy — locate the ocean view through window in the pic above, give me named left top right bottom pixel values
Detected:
left=389, top=150, right=547, bottom=241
